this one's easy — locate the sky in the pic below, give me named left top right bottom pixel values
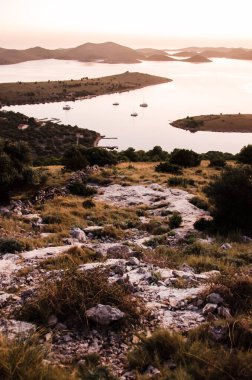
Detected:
left=1, top=0, right=252, bottom=49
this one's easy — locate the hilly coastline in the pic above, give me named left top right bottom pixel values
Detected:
left=2, top=41, right=250, bottom=66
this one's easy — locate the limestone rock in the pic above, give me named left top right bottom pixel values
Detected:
left=86, top=304, right=125, bottom=325
left=70, top=227, right=86, bottom=242
left=202, top=303, right=218, bottom=316
left=207, top=293, right=224, bottom=305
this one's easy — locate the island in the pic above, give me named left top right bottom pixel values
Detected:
left=0, top=110, right=100, bottom=161
left=0, top=71, right=171, bottom=106
left=170, top=114, right=252, bottom=133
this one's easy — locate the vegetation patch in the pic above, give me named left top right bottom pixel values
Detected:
left=19, top=268, right=141, bottom=327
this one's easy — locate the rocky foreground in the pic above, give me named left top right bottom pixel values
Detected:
left=0, top=171, right=237, bottom=378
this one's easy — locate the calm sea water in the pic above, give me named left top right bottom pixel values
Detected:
left=2, top=58, right=252, bottom=153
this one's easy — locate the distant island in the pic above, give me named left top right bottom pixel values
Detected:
left=0, top=71, right=171, bottom=106
left=171, top=114, right=252, bottom=133
left=0, top=41, right=233, bottom=66
left=170, top=46, right=252, bottom=60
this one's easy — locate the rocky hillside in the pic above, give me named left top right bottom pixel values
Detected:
left=0, top=162, right=251, bottom=378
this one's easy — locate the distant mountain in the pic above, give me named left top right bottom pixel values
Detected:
left=1, top=43, right=252, bottom=66
left=0, top=42, right=144, bottom=65
left=144, top=54, right=176, bottom=61
left=177, top=47, right=252, bottom=60
left=182, top=55, right=212, bottom=63
left=136, top=48, right=167, bottom=56
left=53, top=42, right=144, bottom=63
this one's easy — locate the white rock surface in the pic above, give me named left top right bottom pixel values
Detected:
left=86, top=304, right=125, bottom=325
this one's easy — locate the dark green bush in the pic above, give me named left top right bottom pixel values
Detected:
left=68, top=182, right=97, bottom=197
left=169, top=213, right=182, bottom=229
left=194, top=217, right=213, bottom=231
left=237, top=145, right=252, bottom=164
left=170, top=148, right=201, bottom=167
left=155, top=162, right=183, bottom=174
left=42, top=215, right=62, bottom=224
left=82, top=199, right=96, bottom=208
left=209, top=156, right=226, bottom=168
left=0, top=238, right=25, bottom=254
left=189, top=196, right=209, bottom=210
left=168, top=176, right=195, bottom=187
left=205, top=166, right=252, bottom=234
left=63, top=146, right=118, bottom=171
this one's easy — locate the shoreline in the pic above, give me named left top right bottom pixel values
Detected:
left=0, top=72, right=171, bottom=107
left=171, top=113, right=252, bottom=133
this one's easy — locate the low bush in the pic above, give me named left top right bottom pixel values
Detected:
left=205, top=166, right=252, bottom=234
left=42, top=215, right=62, bottom=224
left=0, top=238, right=26, bottom=254
left=209, top=156, right=226, bottom=168
left=155, top=162, right=183, bottom=174
left=189, top=196, right=209, bottom=210
left=68, top=182, right=97, bottom=197
left=82, top=199, right=96, bottom=208
left=170, top=148, right=201, bottom=167
left=168, top=176, right=195, bottom=187
left=168, top=213, right=182, bottom=229
left=194, top=217, right=213, bottom=231
left=237, top=144, right=252, bottom=164
left=19, top=268, right=140, bottom=326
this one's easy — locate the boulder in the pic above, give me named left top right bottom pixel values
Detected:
left=202, top=303, right=217, bottom=316
left=127, top=257, right=140, bottom=266
left=207, top=293, right=224, bottom=305
left=107, top=245, right=131, bottom=259
left=218, top=306, right=232, bottom=319
left=86, top=304, right=125, bottom=325
left=70, top=227, right=86, bottom=242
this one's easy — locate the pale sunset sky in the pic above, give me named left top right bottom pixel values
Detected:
left=1, top=0, right=252, bottom=49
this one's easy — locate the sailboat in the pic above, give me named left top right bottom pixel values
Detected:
left=140, top=102, right=148, bottom=107
left=63, top=105, right=71, bottom=110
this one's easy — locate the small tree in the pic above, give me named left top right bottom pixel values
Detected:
left=170, top=149, right=201, bottom=167
left=205, top=166, right=252, bottom=234
left=0, top=140, right=46, bottom=202
left=237, top=145, right=252, bottom=164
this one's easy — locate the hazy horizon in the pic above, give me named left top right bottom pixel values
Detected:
left=1, top=0, right=252, bottom=50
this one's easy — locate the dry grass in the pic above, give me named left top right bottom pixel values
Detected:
left=0, top=334, right=72, bottom=380
left=19, top=268, right=141, bottom=327
left=39, top=246, right=98, bottom=270
left=128, top=328, right=252, bottom=379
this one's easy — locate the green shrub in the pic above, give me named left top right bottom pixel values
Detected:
left=68, top=182, right=97, bottom=197
left=82, top=199, right=96, bottom=208
left=168, top=176, right=195, bottom=187
left=63, top=146, right=118, bottom=171
left=209, top=156, right=226, bottom=168
left=169, top=213, right=182, bottom=229
left=194, top=217, right=213, bottom=231
left=189, top=196, right=209, bottom=210
left=170, top=148, right=201, bottom=167
left=42, top=215, right=62, bottom=224
left=0, top=238, right=25, bottom=254
left=155, top=162, right=183, bottom=174
left=205, top=166, right=252, bottom=234
left=237, top=145, right=252, bottom=164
